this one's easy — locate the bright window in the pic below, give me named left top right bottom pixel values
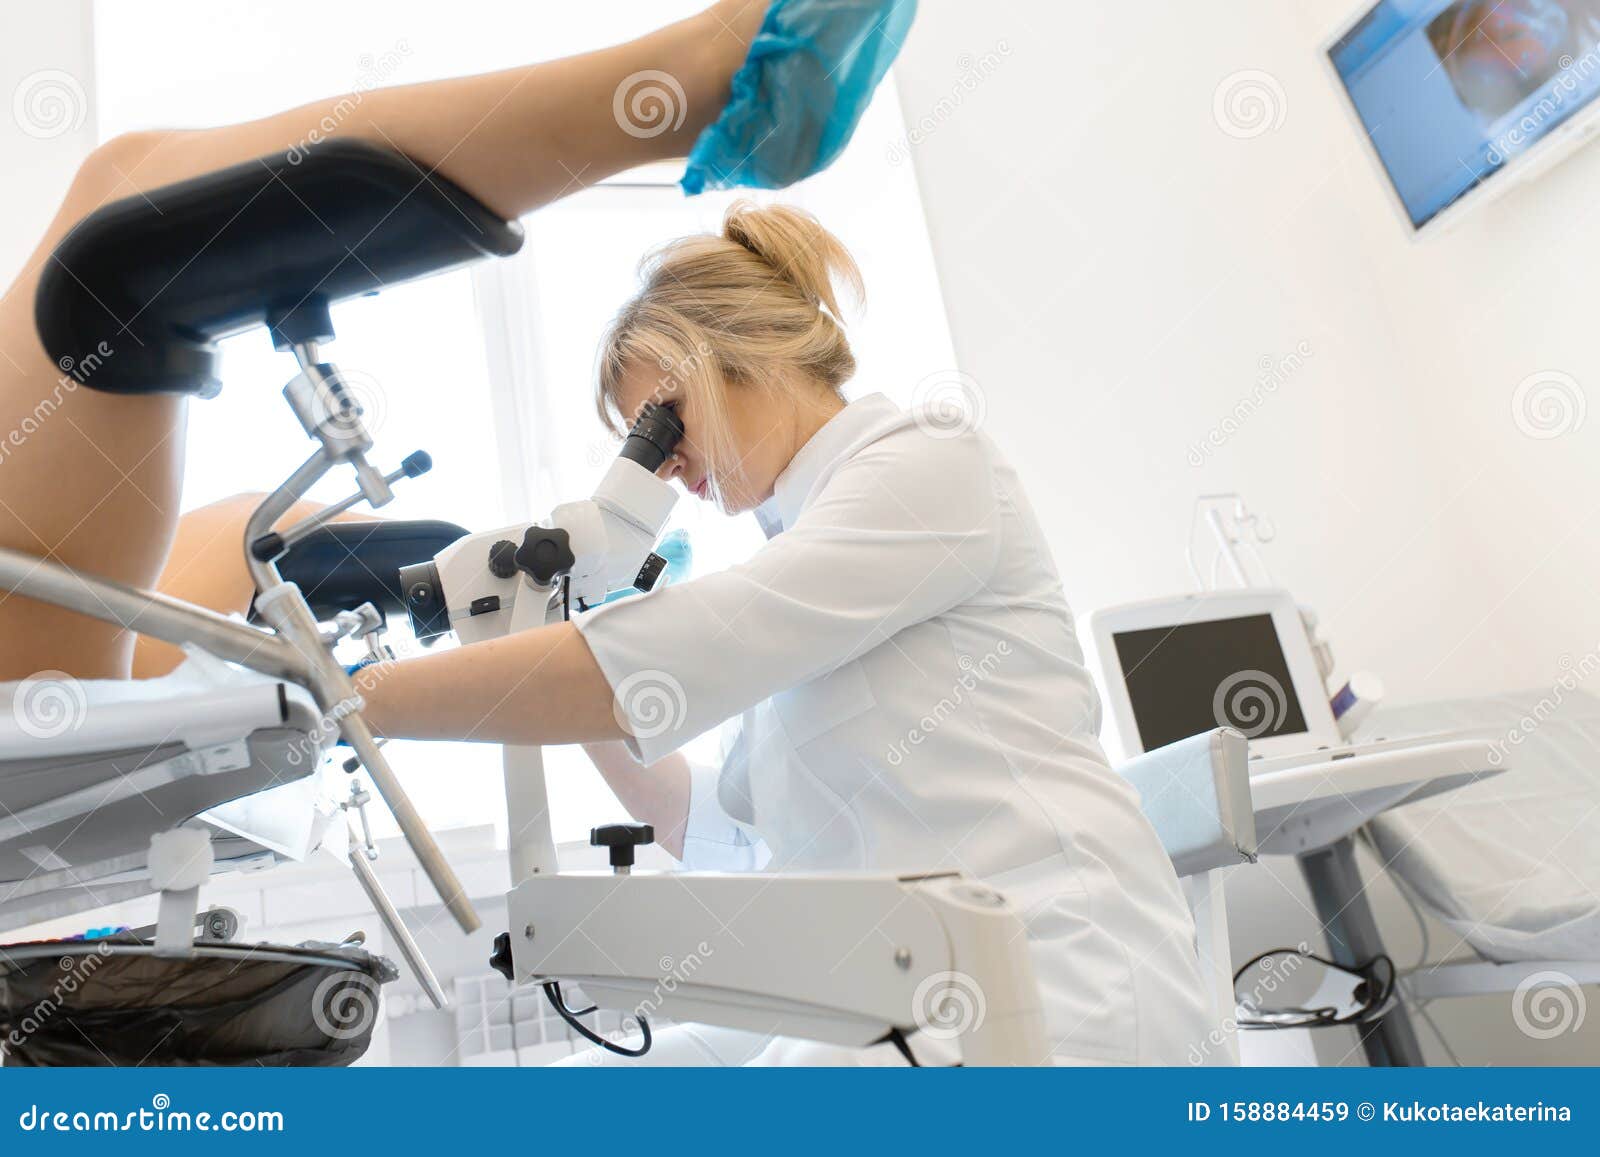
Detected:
left=93, top=1, right=955, bottom=844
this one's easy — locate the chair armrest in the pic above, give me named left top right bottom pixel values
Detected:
left=1117, top=729, right=1257, bottom=876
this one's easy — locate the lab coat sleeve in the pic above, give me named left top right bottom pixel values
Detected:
left=574, top=427, right=1003, bottom=765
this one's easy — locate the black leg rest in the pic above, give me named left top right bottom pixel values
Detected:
left=262, top=518, right=468, bottom=625
left=35, top=141, right=523, bottom=397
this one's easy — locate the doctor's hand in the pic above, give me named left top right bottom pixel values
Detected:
left=581, top=742, right=691, bottom=862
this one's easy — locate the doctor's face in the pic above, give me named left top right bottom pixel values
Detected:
left=612, top=358, right=794, bottom=515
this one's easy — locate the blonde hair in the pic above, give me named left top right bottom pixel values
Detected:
left=596, top=201, right=864, bottom=496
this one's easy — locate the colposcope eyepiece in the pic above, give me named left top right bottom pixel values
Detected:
left=397, top=559, right=451, bottom=644
left=618, top=401, right=685, bottom=473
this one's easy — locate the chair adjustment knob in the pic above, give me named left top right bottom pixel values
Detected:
left=489, top=930, right=515, bottom=982
left=590, top=822, right=654, bottom=871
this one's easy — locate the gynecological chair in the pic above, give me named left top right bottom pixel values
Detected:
left=0, top=144, right=522, bottom=1053
left=0, top=141, right=1256, bottom=1065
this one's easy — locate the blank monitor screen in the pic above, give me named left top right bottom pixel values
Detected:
left=1112, top=613, right=1309, bottom=751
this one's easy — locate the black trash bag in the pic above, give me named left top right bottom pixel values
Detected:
left=0, top=935, right=397, bottom=1067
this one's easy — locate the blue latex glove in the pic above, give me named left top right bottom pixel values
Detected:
left=594, top=529, right=694, bottom=609
left=333, top=657, right=383, bottom=747
left=682, top=0, right=917, bottom=194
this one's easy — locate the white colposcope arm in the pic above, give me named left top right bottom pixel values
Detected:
left=505, top=870, right=1050, bottom=1065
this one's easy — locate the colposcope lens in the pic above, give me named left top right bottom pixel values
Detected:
left=619, top=401, right=685, bottom=472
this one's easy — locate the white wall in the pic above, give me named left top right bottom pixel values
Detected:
left=0, top=0, right=95, bottom=288
left=895, top=1, right=1481, bottom=701
left=1341, top=25, right=1600, bottom=692
left=894, top=0, right=1598, bottom=1064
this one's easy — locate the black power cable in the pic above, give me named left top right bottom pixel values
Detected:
left=543, top=981, right=652, bottom=1058
left=1232, top=948, right=1397, bottom=1028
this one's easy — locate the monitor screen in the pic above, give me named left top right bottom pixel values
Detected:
left=1112, top=613, right=1310, bottom=751
left=1329, top=0, right=1600, bottom=228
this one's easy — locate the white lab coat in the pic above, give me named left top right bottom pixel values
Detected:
left=572, top=393, right=1213, bottom=1065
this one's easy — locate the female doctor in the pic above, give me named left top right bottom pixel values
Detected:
left=363, top=202, right=1216, bottom=1066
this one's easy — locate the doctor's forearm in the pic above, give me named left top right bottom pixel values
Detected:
left=362, top=622, right=626, bottom=745
left=582, top=743, right=691, bottom=860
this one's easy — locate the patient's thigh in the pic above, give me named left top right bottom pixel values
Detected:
left=0, top=307, right=184, bottom=680
left=0, top=138, right=189, bottom=681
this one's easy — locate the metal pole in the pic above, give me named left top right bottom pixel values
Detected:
left=348, top=825, right=448, bottom=1009
left=0, top=545, right=304, bottom=679
left=253, top=579, right=481, bottom=936
left=240, top=445, right=481, bottom=936
left=1298, top=837, right=1425, bottom=1066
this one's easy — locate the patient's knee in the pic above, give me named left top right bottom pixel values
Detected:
left=58, top=132, right=166, bottom=220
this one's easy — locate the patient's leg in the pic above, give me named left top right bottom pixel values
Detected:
left=0, top=0, right=766, bottom=681
left=131, top=494, right=379, bottom=679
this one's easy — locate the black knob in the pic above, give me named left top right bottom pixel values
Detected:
left=633, top=551, right=668, bottom=592
left=590, top=822, right=654, bottom=869
left=513, top=526, right=575, bottom=585
left=400, top=450, right=433, bottom=478
left=487, top=539, right=519, bottom=579
left=489, top=930, right=514, bottom=981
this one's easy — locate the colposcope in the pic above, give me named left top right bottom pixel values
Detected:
left=398, top=400, right=685, bottom=645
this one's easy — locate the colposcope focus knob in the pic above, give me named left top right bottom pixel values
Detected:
left=590, top=823, right=654, bottom=871
left=512, top=526, right=575, bottom=585
left=487, top=539, right=519, bottom=580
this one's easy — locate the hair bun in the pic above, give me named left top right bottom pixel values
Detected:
left=722, top=201, right=864, bottom=321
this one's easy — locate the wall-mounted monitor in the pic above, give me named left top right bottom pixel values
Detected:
left=1327, top=0, right=1600, bottom=233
